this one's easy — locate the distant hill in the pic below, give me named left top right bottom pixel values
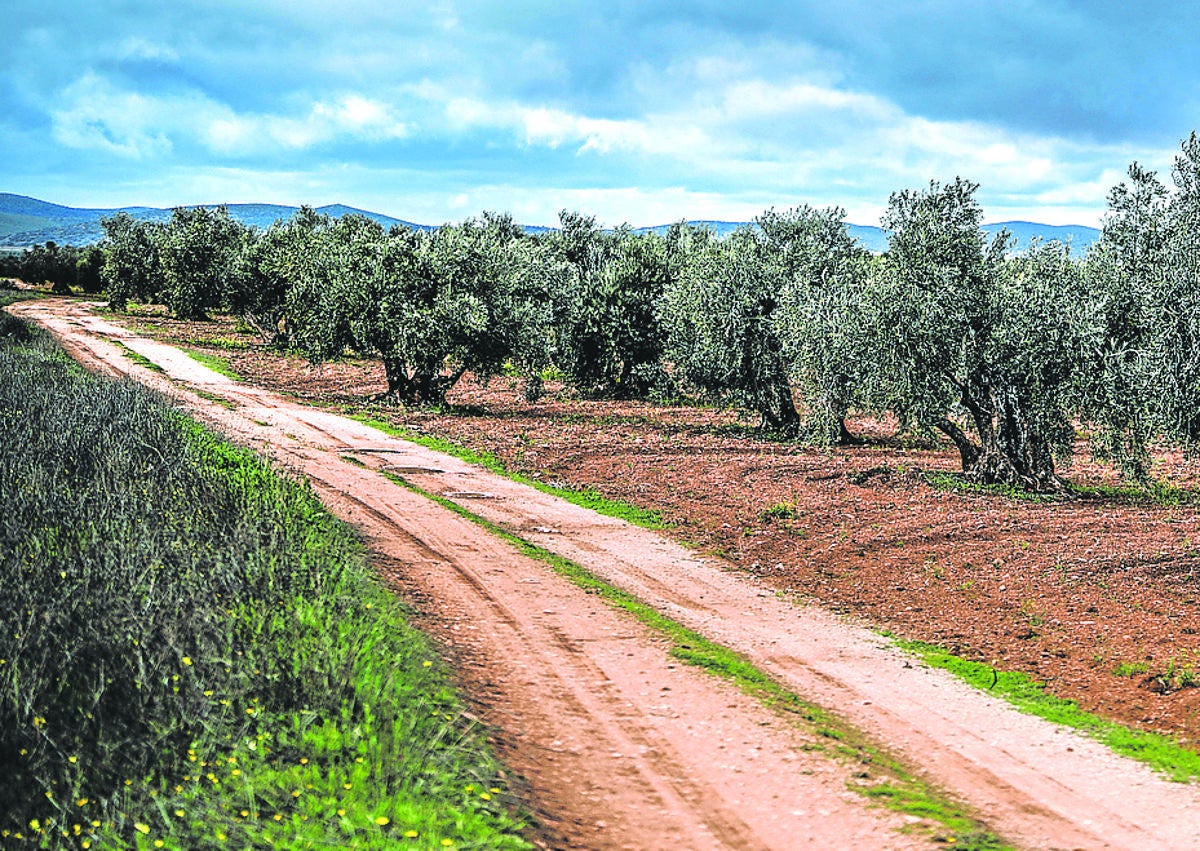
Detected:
left=633, top=220, right=745, bottom=239
left=0, top=194, right=424, bottom=248
left=634, top=219, right=1098, bottom=255
left=985, top=221, right=1101, bottom=254
left=0, top=193, right=1100, bottom=254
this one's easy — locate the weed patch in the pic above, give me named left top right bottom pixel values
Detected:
left=924, top=470, right=1200, bottom=506
left=112, top=340, right=165, bottom=373
left=888, top=636, right=1200, bottom=782
left=183, top=348, right=240, bottom=380
left=0, top=317, right=530, bottom=849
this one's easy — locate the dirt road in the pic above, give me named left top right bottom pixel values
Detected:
left=13, top=297, right=1200, bottom=850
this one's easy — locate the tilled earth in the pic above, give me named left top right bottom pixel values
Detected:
left=124, top=308, right=1200, bottom=751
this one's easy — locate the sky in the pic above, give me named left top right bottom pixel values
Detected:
left=3, top=1, right=1199, bottom=228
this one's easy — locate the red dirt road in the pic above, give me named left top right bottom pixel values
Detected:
left=12, top=298, right=1200, bottom=850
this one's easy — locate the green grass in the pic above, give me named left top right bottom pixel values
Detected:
left=351, top=415, right=667, bottom=529
left=192, top=387, right=238, bottom=409
left=922, top=471, right=1061, bottom=502
left=888, top=636, right=1200, bottom=783
left=183, top=348, right=240, bottom=380
left=376, top=466, right=1012, bottom=851
left=186, top=335, right=249, bottom=352
left=1113, top=661, right=1150, bottom=678
left=924, top=469, right=1199, bottom=506
left=0, top=317, right=531, bottom=850
left=112, top=340, right=165, bottom=373
left=0, top=290, right=41, bottom=309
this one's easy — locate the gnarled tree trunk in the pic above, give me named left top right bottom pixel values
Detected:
left=382, top=357, right=467, bottom=406
left=950, top=373, right=1063, bottom=492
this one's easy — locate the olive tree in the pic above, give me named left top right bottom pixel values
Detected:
left=288, top=213, right=562, bottom=406
left=2, top=242, right=82, bottom=293
left=100, top=213, right=165, bottom=310
left=548, top=212, right=672, bottom=397
left=1155, top=133, right=1200, bottom=453
left=157, top=206, right=253, bottom=320
left=231, top=207, right=328, bottom=345
left=1081, top=133, right=1200, bottom=478
left=662, top=226, right=802, bottom=433
left=75, top=245, right=105, bottom=295
left=865, top=178, right=1082, bottom=490
left=760, top=206, right=872, bottom=444
left=410, top=214, right=561, bottom=402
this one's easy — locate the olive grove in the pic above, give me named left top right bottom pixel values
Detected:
left=81, top=131, right=1200, bottom=491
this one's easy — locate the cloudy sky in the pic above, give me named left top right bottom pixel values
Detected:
left=3, top=1, right=1197, bottom=227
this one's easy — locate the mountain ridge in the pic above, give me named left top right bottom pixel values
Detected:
left=0, top=193, right=1100, bottom=253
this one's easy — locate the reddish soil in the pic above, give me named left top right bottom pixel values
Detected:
left=159, top=312, right=1200, bottom=751
left=21, top=298, right=1200, bottom=850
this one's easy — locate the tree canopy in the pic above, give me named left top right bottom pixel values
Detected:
left=83, top=129, right=1200, bottom=491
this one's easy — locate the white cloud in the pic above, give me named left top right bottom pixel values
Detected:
left=717, top=79, right=890, bottom=121
left=371, top=64, right=1155, bottom=226
left=205, top=94, right=408, bottom=153
left=33, top=45, right=1168, bottom=229
left=113, top=36, right=179, bottom=62
left=50, top=72, right=178, bottom=158
left=441, top=96, right=706, bottom=156
left=50, top=74, right=408, bottom=158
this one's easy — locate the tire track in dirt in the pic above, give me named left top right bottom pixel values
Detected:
left=17, top=299, right=1200, bottom=849
left=300, top=411, right=1200, bottom=850
left=12, top=299, right=932, bottom=850
left=298, top=467, right=769, bottom=850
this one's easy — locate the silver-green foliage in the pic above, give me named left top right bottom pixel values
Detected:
left=662, top=225, right=801, bottom=432
left=547, top=212, right=675, bottom=397
left=662, top=207, right=869, bottom=440
left=865, top=178, right=1081, bottom=489
left=287, top=213, right=564, bottom=405
left=100, top=212, right=165, bottom=310
left=762, top=205, right=871, bottom=444
left=231, top=205, right=327, bottom=345
left=1083, top=134, right=1200, bottom=479
left=157, top=206, right=254, bottom=320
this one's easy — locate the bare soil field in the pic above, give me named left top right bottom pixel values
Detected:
left=17, top=298, right=1200, bottom=850
left=131, top=307, right=1200, bottom=750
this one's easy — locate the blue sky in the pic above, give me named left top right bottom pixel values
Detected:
left=3, top=1, right=1198, bottom=227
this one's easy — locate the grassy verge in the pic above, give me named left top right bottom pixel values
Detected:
left=1, top=290, right=41, bottom=309
left=376, top=467, right=1011, bottom=851
left=351, top=414, right=667, bottom=529
left=112, top=340, right=166, bottom=373
left=924, top=470, right=1198, bottom=507
left=887, top=636, right=1200, bottom=783
left=183, top=349, right=240, bottom=381
left=0, top=316, right=530, bottom=850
